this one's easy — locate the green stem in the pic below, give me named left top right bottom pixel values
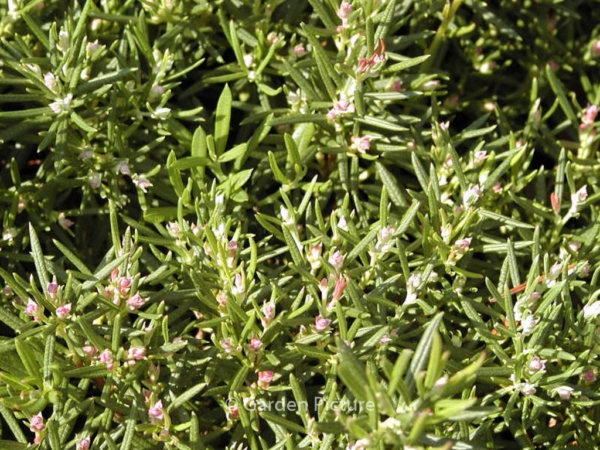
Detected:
left=421, top=0, right=464, bottom=73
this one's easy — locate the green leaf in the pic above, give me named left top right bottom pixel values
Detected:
left=75, top=68, right=137, bottom=95
left=405, top=312, right=443, bottom=393
left=336, top=338, right=371, bottom=403
left=29, top=223, right=49, bottom=294
left=218, top=143, right=247, bottom=163
left=546, top=64, right=578, bottom=125
left=478, top=210, right=535, bottom=229
left=215, top=84, right=232, bottom=156
left=375, top=162, right=407, bottom=207
left=383, top=54, right=430, bottom=74
left=168, top=383, right=208, bottom=412
left=15, top=338, right=42, bottom=385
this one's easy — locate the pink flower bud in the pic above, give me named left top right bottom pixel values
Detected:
left=262, top=301, right=276, bottom=326
left=555, top=386, right=574, bottom=400
left=58, top=213, right=74, bottom=229
left=462, top=185, right=481, bottom=206
left=350, top=135, right=371, bottom=153
left=126, top=293, right=146, bottom=311
left=249, top=336, right=262, bottom=351
left=99, top=349, right=114, bottom=370
left=527, top=356, right=545, bottom=373
left=313, top=315, right=332, bottom=332
left=474, top=150, right=487, bottom=163
left=47, top=282, right=58, bottom=298
left=257, top=370, right=274, bottom=389
left=77, top=436, right=91, bottom=450
left=25, top=299, right=42, bottom=320
left=220, top=339, right=234, bottom=354
left=29, top=412, right=44, bottom=432
left=56, top=303, right=71, bottom=319
left=293, top=44, right=305, bottom=55
left=336, top=1, right=352, bottom=21
left=454, top=238, right=472, bottom=251
left=328, top=250, right=344, bottom=272
left=582, top=369, right=596, bottom=382
left=127, top=347, right=146, bottom=361
left=83, top=345, right=97, bottom=357
left=228, top=403, right=239, bottom=419
left=148, top=400, right=164, bottom=422
left=115, top=161, right=130, bottom=175
left=332, top=275, right=347, bottom=303
left=117, top=277, right=132, bottom=297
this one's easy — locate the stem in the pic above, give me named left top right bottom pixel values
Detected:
left=421, top=0, right=464, bottom=73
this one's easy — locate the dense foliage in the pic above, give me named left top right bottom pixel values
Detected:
left=1, top=0, right=600, bottom=448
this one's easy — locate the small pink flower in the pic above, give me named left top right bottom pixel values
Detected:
left=492, top=182, right=502, bottom=194
left=167, top=222, right=180, bottom=236
left=520, top=383, right=536, bottom=396
left=580, top=104, right=597, bottom=130
left=133, top=175, right=153, bottom=193
left=593, top=40, right=600, bottom=56
left=220, top=339, right=234, bottom=354
left=327, top=94, right=354, bottom=120
left=439, top=121, right=449, bottom=131
left=453, top=238, right=472, bottom=251
left=474, top=150, right=487, bottom=163
left=228, top=403, right=239, bottom=419
left=462, top=185, right=481, bottom=206
left=262, top=301, right=276, bottom=326
left=307, top=243, right=322, bottom=270
left=350, top=135, right=371, bottom=153
left=249, top=336, right=262, bottom=351
left=582, top=369, right=596, bottom=382
left=89, top=172, right=102, bottom=189
left=148, top=400, right=164, bottom=422
left=29, top=412, right=44, bottom=432
left=232, top=273, right=245, bottom=296
left=313, top=315, right=332, bottom=332
left=25, top=299, right=42, bottom=320
left=58, top=213, right=74, bottom=229
left=328, top=250, right=344, bottom=272
left=115, top=161, right=130, bottom=175
left=331, top=275, right=347, bottom=303
left=548, top=61, right=558, bottom=71
left=318, top=278, right=329, bottom=300
left=389, top=80, right=402, bottom=92
left=257, top=370, right=274, bottom=389
left=47, top=281, right=58, bottom=298
left=336, top=1, right=352, bottom=22
left=99, top=349, right=114, bottom=370
left=521, top=314, right=537, bottom=335
left=527, top=356, right=546, bottom=374
left=550, top=192, right=560, bottom=214
left=117, top=277, right=132, bottom=297
left=216, top=291, right=227, bottom=307
left=56, top=303, right=72, bottom=319
left=77, top=436, right=91, bottom=450
left=126, top=293, right=146, bottom=311
left=379, top=334, right=392, bottom=345
left=569, top=185, right=588, bottom=214
left=555, top=386, right=574, bottom=400
left=127, top=347, right=146, bottom=361
left=293, top=44, right=305, bottom=55
left=82, top=345, right=97, bottom=357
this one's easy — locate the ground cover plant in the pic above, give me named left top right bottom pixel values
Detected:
left=1, top=0, right=600, bottom=448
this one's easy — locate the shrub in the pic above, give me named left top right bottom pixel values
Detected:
left=0, top=0, right=599, bottom=448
